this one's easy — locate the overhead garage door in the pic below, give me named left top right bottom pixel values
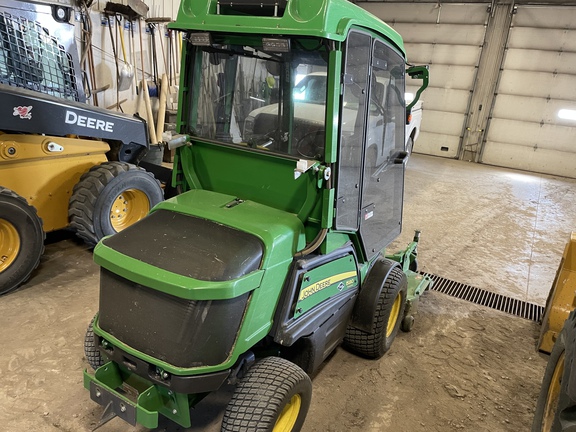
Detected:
left=482, top=6, right=576, bottom=178
left=361, top=2, right=488, bottom=158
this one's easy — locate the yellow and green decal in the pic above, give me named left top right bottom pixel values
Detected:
left=295, top=256, right=358, bottom=318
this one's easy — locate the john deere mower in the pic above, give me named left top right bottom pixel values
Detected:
left=83, top=0, right=431, bottom=429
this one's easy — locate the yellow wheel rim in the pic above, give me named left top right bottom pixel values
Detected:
left=109, top=189, right=150, bottom=232
left=273, top=394, right=301, bottom=432
left=386, top=293, right=402, bottom=337
left=0, top=218, right=20, bottom=272
left=542, top=351, right=565, bottom=430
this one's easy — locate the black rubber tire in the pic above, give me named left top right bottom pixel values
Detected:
left=401, top=315, right=415, bottom=333
left=0, top=187, right=45, bottom=295
left=532, top=311, right=576, bottom=432
left=84, top=316, right=105, bottom=370
left=406, top=137, right=414, bottom=155
left=343, top=266, right=408, bottom=359
left=221, top=357, right=312, bottom=432
left=69, top=162, right=163, bottom=245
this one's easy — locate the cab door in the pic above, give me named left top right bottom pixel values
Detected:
left=360, top=39, right=407, bottom=258
left=335, top=31, right=407, bottom=260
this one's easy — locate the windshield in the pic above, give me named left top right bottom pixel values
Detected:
left=187, top=39, right=328, bottom=160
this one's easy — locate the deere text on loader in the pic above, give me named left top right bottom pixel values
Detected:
left=84, top=0, right=431, bottom=429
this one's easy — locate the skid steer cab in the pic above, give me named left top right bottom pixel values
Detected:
left=83, top=0, right=431, bottom=429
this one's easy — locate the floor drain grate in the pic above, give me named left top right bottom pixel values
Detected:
left=422, top=272, right=544, bottom=322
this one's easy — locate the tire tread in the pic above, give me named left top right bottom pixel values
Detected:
left=68, top=162, right=161, bottom=245
left=221, top=357, right=311, bottom=432
left=0, top=187, right=45, bottom=294
left=344, top=266, right=406, bottom=358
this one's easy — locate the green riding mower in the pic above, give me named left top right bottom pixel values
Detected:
left=83, top=0, right=431, bottom=429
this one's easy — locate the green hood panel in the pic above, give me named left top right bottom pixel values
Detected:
left=94, top=189, right=305, bottom=300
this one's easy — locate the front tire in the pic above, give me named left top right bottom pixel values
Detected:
left=84, top=316, right=105, bottom=370
left=532, top=311, right=576, bottom=431
left=344, top=266, right=408, bottom=359
left=222, top=357, right=312, bottom=432
left=69, top=162, right=163, bottom=245
left=0, top=188, right=44, bottom=295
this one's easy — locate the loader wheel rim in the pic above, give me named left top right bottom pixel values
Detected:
left=543, top=351, right=565, bottom=430
left=273, top=394, right=301, bottom=432
left=109, top=189, right=150, bottom=232
left=0, top=218, right=20, bottom=272
left=386, top=293, right=402, bottom=337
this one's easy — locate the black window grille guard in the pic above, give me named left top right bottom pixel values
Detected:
left=0, top=11, right=79, bottom=101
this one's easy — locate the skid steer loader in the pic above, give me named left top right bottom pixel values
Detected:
left=532, top=233, right=576, bottom=431
left=0, top=0, right=164, bottom=295
left=83, top=0, right=431, bottom=429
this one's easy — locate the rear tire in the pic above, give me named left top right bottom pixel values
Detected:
left=221, top=357, right=312, bottom=432
left=84, top=316, right=105, bottom=370
left=0, top=188, right=44, bottom=295
left=344, top=266, right=407, bottom=359
left=532, top=311, right=576, bottom=431
left=69, top=162, right=163, bottom=245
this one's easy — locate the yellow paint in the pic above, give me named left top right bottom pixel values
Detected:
left=109, top=189, right=150, bottom=232
left=0, top=218, right=20, bottom=272
left=0, top=134, right=109, bottom=232
left=298, top=271, right=356, bottom=301
left=273, top=394, right=301, bottom=432
left=542, top=351, right=565, bottom=430
left=539, top=232, right=576, bottom=353
left=386, top=293, right=402, bottom=337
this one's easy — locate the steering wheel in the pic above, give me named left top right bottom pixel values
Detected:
left=296, top=130, right=325, bottom=160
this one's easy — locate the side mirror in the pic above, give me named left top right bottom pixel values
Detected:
left=406, top=65, right=429, bottom=113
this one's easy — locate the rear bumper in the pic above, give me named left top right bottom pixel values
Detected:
left=84, top=363, right=162, bottom=429
left=84, top=359, right=227, bottom=428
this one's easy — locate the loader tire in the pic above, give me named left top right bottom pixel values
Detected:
left=0, top=188, right=44, bottom=295
left=343, top=266, right=407, bottom=359
left=84, top=316, right=105, bottom=370
left=532, top=310, right=576, bottom=432
left=222, top=357, right=312, bottom=432
left=69, top=162, right=163, bottom=245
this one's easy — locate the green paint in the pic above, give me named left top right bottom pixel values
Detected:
left=171, top=0, right=405, bottom=55
left=294, top=255, right=358, bottom=317
left=83, top=362, right=194, bottom=428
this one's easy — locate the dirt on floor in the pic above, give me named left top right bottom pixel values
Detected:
left=0, top=236, right=548, bottom=432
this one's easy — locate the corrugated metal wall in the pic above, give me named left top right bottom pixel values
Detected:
left=360, top=1, right=576, bottom=178
left=482, top=6, right=576, bottom=178
left=361, top=2, right=489, bottom=158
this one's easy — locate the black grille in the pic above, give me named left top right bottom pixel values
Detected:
left=99, top=269, right=250, bottom=368
left=0, top=11, right=79, bottom=100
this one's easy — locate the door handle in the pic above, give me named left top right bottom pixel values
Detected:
left=394, top=151, right=408, bottom=164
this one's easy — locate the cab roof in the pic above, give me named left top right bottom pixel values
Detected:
left=171, top=0, right=405, bottom=58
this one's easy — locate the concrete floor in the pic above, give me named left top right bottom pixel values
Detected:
left=392, top=154, right=576, bottom=305
left=1, top=153, right=573, bottom=430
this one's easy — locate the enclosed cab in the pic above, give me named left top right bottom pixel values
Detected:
left=84, top=0, right=430, bottom=429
